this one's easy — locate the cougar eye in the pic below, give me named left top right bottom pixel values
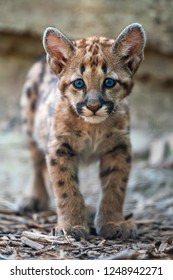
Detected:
left=73, top=79, right=85, bottom=89
left=103, top=78, right=116, bottom=88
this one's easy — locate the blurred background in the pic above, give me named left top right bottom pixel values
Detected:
left=0, top=0, right=173, bottom=207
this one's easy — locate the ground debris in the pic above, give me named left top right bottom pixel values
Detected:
left=21, top=231, right=71, bottom=245
left=21, top=236, right=45, bottom=250
left=0, top=204, right=173, bottom=260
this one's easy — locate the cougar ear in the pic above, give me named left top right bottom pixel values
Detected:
left=113, top=23, right=146, bottom=75
left=43, top=27, right=76, bottom=75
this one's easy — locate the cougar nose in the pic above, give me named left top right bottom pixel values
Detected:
left=86, top=100, right=102, bottom=113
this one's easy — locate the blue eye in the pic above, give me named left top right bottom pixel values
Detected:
left=103, top=78, right=116, bottom=88
left=73, top=79, right=85, bottom=89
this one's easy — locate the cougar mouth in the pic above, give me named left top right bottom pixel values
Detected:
left=76, top=100, right=114, bottom=123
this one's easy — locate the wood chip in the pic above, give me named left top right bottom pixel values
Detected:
left=21, top=231, right=69, bottom=245
left=21, top=236, right=44, bottom=250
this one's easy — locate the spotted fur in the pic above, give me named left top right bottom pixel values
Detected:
left=20, top=23, right=146, bottom=240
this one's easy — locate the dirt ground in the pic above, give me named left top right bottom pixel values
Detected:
left=0, top=126, right=173, bottom=260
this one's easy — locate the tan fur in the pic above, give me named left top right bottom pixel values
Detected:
left=20, top=23, right=146, bottom=239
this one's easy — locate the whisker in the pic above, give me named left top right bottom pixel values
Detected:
left=64, top=104, right=72, bottom=112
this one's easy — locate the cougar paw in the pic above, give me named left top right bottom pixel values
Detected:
left=97, top=220, right=138, bottom=240
left=18, top=197, right=48, bottom=214
left=56, top=225, right=90, bottom=241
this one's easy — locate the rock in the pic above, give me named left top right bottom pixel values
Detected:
left=0, top=0, right=173, bottom=55
left=149, top=133, right=173, bottom=166
left=130, top=128, right=152, bottom=158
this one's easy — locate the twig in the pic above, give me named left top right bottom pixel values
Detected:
left=21, top=236, right=44, bottom=250
left=21, top=231, right=69, bottom=245
left=62, top=229, right=72, bottom=244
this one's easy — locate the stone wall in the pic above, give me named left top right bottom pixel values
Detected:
left=0, top=0, right=173, bottom=137
left=1, top=0, right=173, bottom=53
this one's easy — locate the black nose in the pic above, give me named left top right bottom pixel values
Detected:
left=86, top=100, right=102, bottom=113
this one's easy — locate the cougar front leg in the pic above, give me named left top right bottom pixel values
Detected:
left=47, top=142, right=89, bottom=240
left=95, top=141, right=137, bottom=239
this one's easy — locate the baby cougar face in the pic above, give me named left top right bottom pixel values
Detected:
left=59, top=37, right=126, bottom=124
left=43, top=26, right=145, bottom=123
